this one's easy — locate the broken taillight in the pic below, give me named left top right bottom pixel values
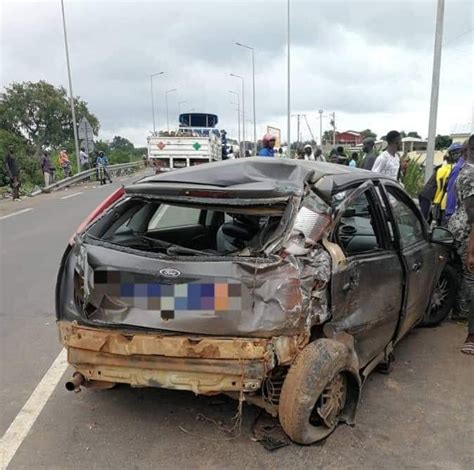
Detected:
left=69, top=186, right=125, bottom=244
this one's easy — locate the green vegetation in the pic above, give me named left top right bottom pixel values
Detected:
left=1, top=80, right=144, bottom=197
left=401, top=156, right=425, bottom=198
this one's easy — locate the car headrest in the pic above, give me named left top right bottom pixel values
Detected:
left=222, top=220, right=257, bottom=241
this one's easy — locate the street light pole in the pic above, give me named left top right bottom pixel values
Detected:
left=230, top=74, right=245, bottom=155
left=150, top=72, right=164, bottom=134
left=287, top=0, right=291, bottom=157
left=165, top=88, right=177, bottom=132
left=425, top=0, right=445, bottom=182
left=229, top=91, right=241, bottom=155
left=60, top=0, right=80, bottom=171
left=236, top=42, right=256, bottom=155
left=318, top=109, right=323, bottom=147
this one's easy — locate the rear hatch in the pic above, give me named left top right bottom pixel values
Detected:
left=59, top=188, right=307, bottom=338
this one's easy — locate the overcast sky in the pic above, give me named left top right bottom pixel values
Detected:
left=1, top=0, right=473, bottom=146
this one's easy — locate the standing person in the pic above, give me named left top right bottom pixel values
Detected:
left=258, top=134, right=276, bottom=157
left=336, top=146, right=347, bottom=165
left=361, top=138, right=377, bottom=170
left=314, top=148, right=325, bottom=162
left=348, top=152, right=358, bottom=168
left=79, top=147, right=90, bottom=171
left=431, top=154, right=454, bottom=224
left=447, top=134, right=474, bottom=354
left=372, top=130, right=401, bottom=179
left=328, top=148, right=338, bottom=163
left=4, top=145, right=21, bottom=200
left=40, top=151, right=53, bottom=187
left=418, top=164, right=440, bottom=220
left=59, top=149, right=72, bottom=178
left=303, top=144, right=315, bottom=161
left=444, top=142, right=466, bottom=222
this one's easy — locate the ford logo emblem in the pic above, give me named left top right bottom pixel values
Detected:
left=159, top=268, right=181, bottom=278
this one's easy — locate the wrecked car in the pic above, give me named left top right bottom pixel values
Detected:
left=56, top=157, right=456, bottom=444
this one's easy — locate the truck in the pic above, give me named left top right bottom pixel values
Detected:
left=147, top=113, right=222, bottom=172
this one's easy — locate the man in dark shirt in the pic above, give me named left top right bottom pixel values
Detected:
left=4, top=146, right=21, bottom=200
left=361, top=138, right=377, bottom=170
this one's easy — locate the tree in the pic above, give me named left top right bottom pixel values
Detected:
left=435, top=135, right=452, bottom=150
left=109, top=136, right=134, bottom=152
left=360, top=129, right=377, bottom=140
left=322, top=130, right=334, bottom=144
left=407, top=131, right=421, bottom=139
left=0, top=81, right=99, bottom=153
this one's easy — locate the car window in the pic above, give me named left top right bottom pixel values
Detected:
left=148, top=204, right=201, bottom=230
left=334, top=190, right=383, bottom=255
left=385, top=187, right=424, bottom=248
left=375, top=187, right=395, bottom=244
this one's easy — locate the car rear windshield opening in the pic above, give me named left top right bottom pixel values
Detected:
left=86, top=198, right=286, bottom=256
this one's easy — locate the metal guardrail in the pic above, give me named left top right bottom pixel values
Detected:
left=38, top=161, right=143, bottom=194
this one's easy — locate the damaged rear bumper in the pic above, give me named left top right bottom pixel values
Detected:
left=58, top=321, right=300, bottom=395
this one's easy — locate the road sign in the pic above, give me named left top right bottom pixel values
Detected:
left=78, top=117, right=94, bottom=140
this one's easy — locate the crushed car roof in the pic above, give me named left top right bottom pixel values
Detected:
left=129, top=157, right=385, bottom=201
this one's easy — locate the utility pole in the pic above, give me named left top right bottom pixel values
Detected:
left=60, top=0, right=80, bottom=171
left=287, top=0, right=291, bottom=157
left=425, top=0, right=445, bottom=182
left=297, top=114, right=301, bottom=146
left=318, top=109, right=323, bottom=147
left=331, top=112, right=336, bottom=146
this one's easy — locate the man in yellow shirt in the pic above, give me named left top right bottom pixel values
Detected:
left=432, top=155, right=453, bottom=224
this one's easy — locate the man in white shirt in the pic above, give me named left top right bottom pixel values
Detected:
left=303, top=144, right=315, bottom=161
left=372, top=130, right=401, bottom=180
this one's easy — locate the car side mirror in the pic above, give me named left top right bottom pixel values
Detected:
left=430, top=226, right=455, bottom=247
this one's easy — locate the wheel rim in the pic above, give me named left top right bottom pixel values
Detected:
left=310, top=373, right=346, bottom=429
left=430, top=276, right=449, bottom=315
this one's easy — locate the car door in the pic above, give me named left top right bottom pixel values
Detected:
left=381, top=183, right=438, bottom=341
left=330, top=183, right=404, bottom=367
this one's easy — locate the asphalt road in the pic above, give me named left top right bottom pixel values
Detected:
left=0, top=173, right=472, bottom=469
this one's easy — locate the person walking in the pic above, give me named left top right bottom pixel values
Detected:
left=40, top=151, right=53, bottom=187
left=79, top=147, right=90, bottom=171
left=372, top=131, right=401, bottom=179
left=361, top=138, right=377, bottom=170
left=258, top=134, right=276, bottom=157
left=4, top=145, right=21, bottom=200
left=447, top=134, right=474, bottom=354
left=59, top=149, right=72, bottom=178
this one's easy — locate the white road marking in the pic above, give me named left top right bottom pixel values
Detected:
left=0, top=349, right=68, bottom=469
left=60, top=191, right=83, bottom=200
left=0, top=208, right=33, bottom=221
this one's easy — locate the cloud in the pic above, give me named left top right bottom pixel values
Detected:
left=1, top=0, right=472, bottom=145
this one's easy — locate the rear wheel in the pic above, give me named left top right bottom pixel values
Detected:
left=278, top=339, right=352, bottom=445
left=421, top=265, right=457, bottom=327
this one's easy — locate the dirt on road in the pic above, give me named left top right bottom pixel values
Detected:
left=9, top=321, right=473, bottom=469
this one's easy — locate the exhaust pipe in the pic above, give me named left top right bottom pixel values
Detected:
left=65, top=372, right=85, bottom=392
